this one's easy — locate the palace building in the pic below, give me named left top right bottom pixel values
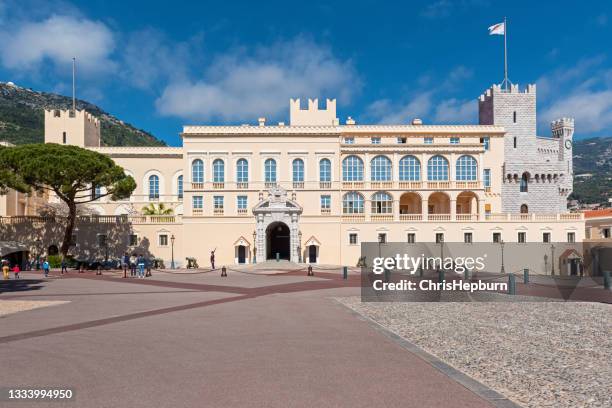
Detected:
left=0, top=83, right=586, bottom=268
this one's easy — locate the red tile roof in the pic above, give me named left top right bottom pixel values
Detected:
left=583, top=208, right=612, bottom=219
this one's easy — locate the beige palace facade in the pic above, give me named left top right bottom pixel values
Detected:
left=26, top=83, right=586, bottom=268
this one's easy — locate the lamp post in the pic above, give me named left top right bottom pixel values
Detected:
left=550, top=244, right=556, bottom=276
left=500, top=240, right=506, bottom=274
left=544, top=254, right=548, bottom=274
left=439, top=235, right=444, bottom=271
left=170, top=234, right=175, bottom=269
left=252, top=231, right=257, bottom=264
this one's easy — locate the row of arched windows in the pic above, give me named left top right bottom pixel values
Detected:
left=342, top=192, right=394, bottom=214
left=343, top=155, right=478, bottom=182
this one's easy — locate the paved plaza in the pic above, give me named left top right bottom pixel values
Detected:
left=1, top=265, right=610, bottom=408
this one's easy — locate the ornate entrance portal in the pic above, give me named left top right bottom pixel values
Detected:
left=253, top=187, right=303, bottom=263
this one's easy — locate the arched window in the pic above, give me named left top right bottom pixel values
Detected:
left=342, top=192, right=364, bottom=214
left=427, top=155, right=449, bottom=181
left=371, top=192, right=392, bottom=214
left=371, top=155, right=392, bottom=181
left=520, top=173, right=529, bottom=192
left=319, top=159, right=331, bottom=182
left=399, top=155, right=421, bottom=181
left=265, top=159, right=277, bottom=182
left=292, top=159, right=304, bottom=182
left=456, top=155, right=478, bottom=181
left=213, top=159, right=225, bottom=183
left=342, top=156, right=364, bottom=181
left=177, top=175, right=183, bottom=199
left=236, top=159, right=248, bottom=182
left=192, top=159, right=204, bottom=183
left=520, top=204, right=528, bottom=213
left=148, top=175, right=159, bottom=199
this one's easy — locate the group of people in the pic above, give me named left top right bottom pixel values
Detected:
left=2, top=260, right=21, bottom=280
left=122, top=253, right=149, bottom=278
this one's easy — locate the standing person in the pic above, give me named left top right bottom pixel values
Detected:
left=122, top=252, right=129, bottom=276
left=60, top=258, right=68, bottom=274
left=42, top=259, right=50, bottom=278
left=137, top=254, right=145, bottom=278
left=12, top=264, right=20, bottom=279
left=210, top=249, right=216, bottom=270
left=2, top=261, right=9, bottom=280
left=130, top=254, right=137, bottom=277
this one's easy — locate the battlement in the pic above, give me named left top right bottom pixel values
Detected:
left=44, top=109, right=100, bottom=127
left=289, top=98, right=339, bottom=126
left=551, top=117, right=574, bottom=129
left=479, top=83, right=536, bottom=101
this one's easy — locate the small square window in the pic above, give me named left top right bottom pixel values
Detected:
left=480, top=137, right=490, bottom=150
left=371, top=137, right=381, bottom=144
left=543, top=232, right=551, bottom=243
left=237, top=196, right=248, bottom=209
left=518, top=232, right=526, bottom=243
left=464, top=232, right=473, bottom=244
left=193, top=196, right=203, bottom=209
left=344, top=137, right=354, bottom=144
left=435, top=233, right=444, bottom=243
left=129, top=234, right=138, bottom=246
left=397, top=137, right=407, bottom=144
left=159, top=234, right=168, bottom=246
left=378, top=233, right=387, bottom=244
left=450, top=137, right=459, bottom=144
left=567, top=232, right=575, bottom=243
left=424, top=137, right=434, bottom=144
left=349, top=233, right=358, bottom=245
left=493, top=233, right=501, bottom=243
left=320, top=195, right=331, bottom=209
left=213, top=196, right=224, bottom=209
left=407, top=233, right=416, bottom=244
left=602, top=228, right=610, bottom=239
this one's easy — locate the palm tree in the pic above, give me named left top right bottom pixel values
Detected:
left=141, top=203, right=174, bottom=215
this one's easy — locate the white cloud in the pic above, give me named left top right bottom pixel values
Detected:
left=155, top=38, right=360, bottom=122
left=0, top=14, right=116, bottom=76
left=537, top=57, right=612, bottom=135
left=366, top=93, right=433, bottom=124
left=434, top=98, right=476, bottom=123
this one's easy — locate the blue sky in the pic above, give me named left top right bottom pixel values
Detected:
left=0, top=0, right=611, bottom=146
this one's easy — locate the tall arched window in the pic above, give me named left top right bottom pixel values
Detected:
left=342, top=192, right=364, bottom=214
left=213, top=159, right=225, bottom=183
left=520, top=173, right=529, bottom=192
left=292, top=159, right=304, bottom=182
left=177, top=175, right=183, bottom=199
left=456, top=155, right=478, bottom=181
left=192, top=159, right=204, bottom=183
left=236, top=159, right=248, bottom=183
left=371, top=155, right=392, bottom=181
left=371, top=192, right=392, bottom=214
left=319, top=158, right=331, bottom=182
left=427, top=155, right=449, bottom=181
left=399, top=155, right=421, bottom=181
left=342, top=156, right=364, bottom=181
left=148, top=175, right=159, bottom=199
left=520, top=204, right=529, bottom=213
left=264, top=159, right=277, bottom=182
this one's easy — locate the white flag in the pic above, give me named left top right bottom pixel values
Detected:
left=488, top=22, right=505, bottom=35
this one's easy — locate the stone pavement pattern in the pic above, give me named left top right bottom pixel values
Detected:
left=1, top=270, right=497, bottom=408
left=339, top=298, right=612, bottom=408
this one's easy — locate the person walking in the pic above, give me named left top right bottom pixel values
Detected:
left=210, top=249, right=216, bottom=270
left=42, top=259, right=50, bottom=278
left=130, top=254, right=137, bottom=277
left=12, top=264, right=20, bottom=279
left=2, top=261, right=9, bottom=280
left=137, top=254, right=145, bottom=278
left=122, top=252, right=129, bottom=276
left=61, top=258, right=68, bottom=274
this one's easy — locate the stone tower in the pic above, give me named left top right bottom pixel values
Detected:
left=479, top=84, right=573, bottom=213
left=44, top=109, right=101, bottom=147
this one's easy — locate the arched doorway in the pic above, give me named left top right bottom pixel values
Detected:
left=266, top=222, right=290, bottom=260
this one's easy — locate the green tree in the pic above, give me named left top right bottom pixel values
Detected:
left=141, top=203, right=173, bottom=215
left=0, top=143, right=136, bottom=256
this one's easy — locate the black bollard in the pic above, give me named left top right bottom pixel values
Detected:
left=307, top=265, right=313, bottom=276
left=508, top=274, right=516, bottom=295
left=221, top=266, right=227, bottom=277
left=343, top=266, right=348, bottom=280
left=523, top=268, right=529, bottom=284
left=603, top=271, right=610, bottom=290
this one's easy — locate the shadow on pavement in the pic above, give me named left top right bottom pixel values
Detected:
left=0, top=279, right=46, bottom=294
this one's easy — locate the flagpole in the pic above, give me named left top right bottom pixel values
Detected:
left=503, top=17, right=508, bottom=91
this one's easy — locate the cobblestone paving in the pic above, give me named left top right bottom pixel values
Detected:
left=0, top=300, right=69, bottom=316
left=338, top=298, right=612, bottom=408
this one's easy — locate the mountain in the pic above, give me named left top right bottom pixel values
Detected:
left=0, top=81, right=165, bottom=147
left=571, top=136, right=612, bottom=205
